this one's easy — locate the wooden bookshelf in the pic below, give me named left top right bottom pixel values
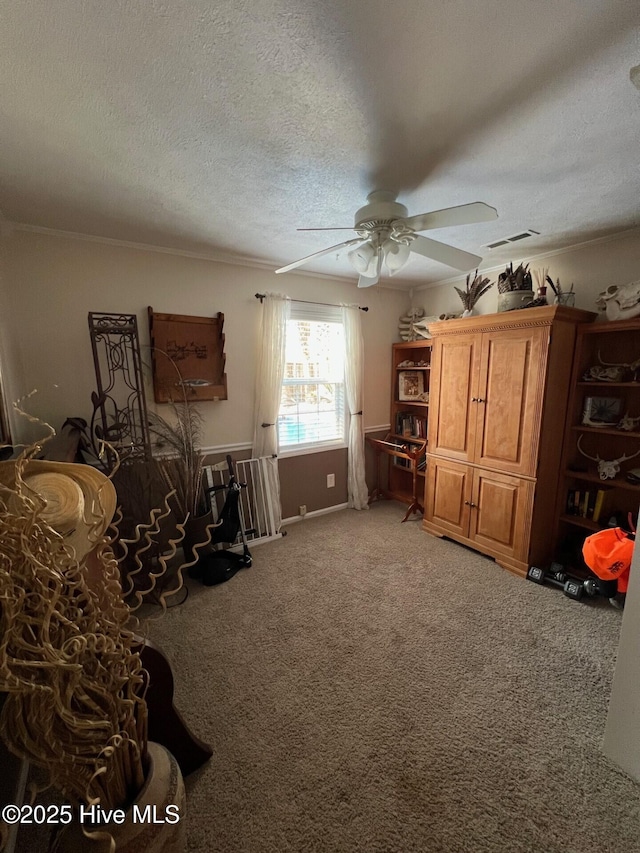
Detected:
left=554, top=316, right=640, bottom=571
left=389, top=339, right=431, bottom=511
left=367, top=339, right=431, bottom=520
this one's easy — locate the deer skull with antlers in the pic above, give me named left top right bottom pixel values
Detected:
left=576, top=435, right=640, bottom=480
left=582, top=349, right=640, bottom=383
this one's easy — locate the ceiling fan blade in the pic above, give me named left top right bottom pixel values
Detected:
left=275, top=238, right=364, bottom=274
left=404, top=202, right=498, bottom=233
left=410, top=235, right=482, bottom=271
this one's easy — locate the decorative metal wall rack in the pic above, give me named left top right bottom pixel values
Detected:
left=88, top=312, right=152, bottom=467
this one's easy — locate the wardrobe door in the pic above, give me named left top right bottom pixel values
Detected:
left=428, top=334, right=481, bottom=463
left=473, top=326, right=549, bottom=477
left=424, top=457, right=473, bottom=538
left=469, top=469, right=533, bottom=562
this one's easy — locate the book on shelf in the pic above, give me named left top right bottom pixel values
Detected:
left=393, top=456, right=410, bottom=468
left=394, top=411, right=427, bottom=438
left=565, top=487, right=615, bottom=523
left=592, top=488, right=615, bottom=523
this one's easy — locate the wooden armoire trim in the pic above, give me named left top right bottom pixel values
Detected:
left=426, top=304, right=595, bottom=337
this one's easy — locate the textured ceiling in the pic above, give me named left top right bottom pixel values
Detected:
left=1, top=0, right=639, bottom=287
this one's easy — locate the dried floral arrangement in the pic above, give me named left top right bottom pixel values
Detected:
left=531, top=266, right=575, bottom=301
left=545, top=275, right=574, bottom=302
left=454, top=270, right=494, bottom=314
left=147, top=399, right=207, bottom=521
left=497, top=262, right=533, bottom=294
left=0, top=408, right=188, bottom=822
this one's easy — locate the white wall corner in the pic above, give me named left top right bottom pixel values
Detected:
left=602, top=524, right=640, bottom=782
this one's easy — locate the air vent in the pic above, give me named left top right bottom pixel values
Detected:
left=485, top=229, right=540, bottom=250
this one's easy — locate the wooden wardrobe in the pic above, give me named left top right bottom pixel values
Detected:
left=423, top=305, right=595, bottom=576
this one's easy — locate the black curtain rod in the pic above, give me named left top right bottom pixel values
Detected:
left=255, top=293, right=368, bottom=311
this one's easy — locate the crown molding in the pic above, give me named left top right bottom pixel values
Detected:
left=8, top=222, right=369, bottom=286
left=10, top=221, right=292, bottom=269
left=8, top=222, right=415, bottom=291
left=7, top=221, right=640, bottom=293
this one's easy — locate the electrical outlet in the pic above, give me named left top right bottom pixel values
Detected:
left=327, top=473, right=335, bottom=488
left=299, top=505, right=307, bottom=516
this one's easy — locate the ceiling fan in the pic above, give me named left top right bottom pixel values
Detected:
left=275, top=191, right=498, bottom=288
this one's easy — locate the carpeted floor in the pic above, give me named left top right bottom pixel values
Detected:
left=147, top=500, right=640, bottom=853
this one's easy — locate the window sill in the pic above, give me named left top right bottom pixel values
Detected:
left=279, top=441, right=348, bottom=459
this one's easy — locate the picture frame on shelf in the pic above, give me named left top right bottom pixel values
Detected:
left=398, top=370, right=424, bottom=402
left=581, top=396, right=623, bottom=427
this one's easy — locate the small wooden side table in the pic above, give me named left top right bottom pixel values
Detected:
left=366, top=434, right=427, bottom=522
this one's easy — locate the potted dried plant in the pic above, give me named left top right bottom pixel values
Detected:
left=496, top=262, right=535, bottom=312
left=454, top=270, right=494, bottom=317
left=0, top=430, right=187, bottom=851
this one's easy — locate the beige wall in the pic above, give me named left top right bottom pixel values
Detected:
left=412, top=228, right=640, bottom=318
left=1, top=226, right=409, bottom=509
left=7, top=225, right=638, bottom=513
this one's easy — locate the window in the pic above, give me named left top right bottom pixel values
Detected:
left=278, top=303, right=346, bottom=453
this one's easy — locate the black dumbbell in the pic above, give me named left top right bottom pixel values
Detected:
left=527, top=564, right=566, bottom=591
left=556, top=566, right=614, bottom=599
left=549, top=563, right=585, bottom=600
left=527, top=565, right=546, bottom=584
left=562, top=577, right=584, bottom=601
left=527, top=565, right=584, bottom=600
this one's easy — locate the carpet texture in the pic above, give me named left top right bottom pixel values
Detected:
left=146, top=501, right=640, bottom=853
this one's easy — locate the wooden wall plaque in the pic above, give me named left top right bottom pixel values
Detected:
left=148, top=307, right=227, bottom=403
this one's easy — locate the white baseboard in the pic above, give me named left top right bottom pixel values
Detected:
left=282, top=502, right=350, bottom=526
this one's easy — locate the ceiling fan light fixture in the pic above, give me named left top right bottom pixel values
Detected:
left=383, top=239, right=411, bottom=275
left=348, top=241, right=376, bottom=275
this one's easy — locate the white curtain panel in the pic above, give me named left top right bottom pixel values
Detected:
left=252, top=294, right=290, bottom=532
left=342, top=305, right=369, bottom=510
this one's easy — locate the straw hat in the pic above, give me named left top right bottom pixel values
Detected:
left=0, top=459, right=117, bottom=561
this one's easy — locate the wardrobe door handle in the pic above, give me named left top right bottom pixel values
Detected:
left=464, top=501, right=477, bottom=507
left=476, top=398, right=486, bottom=403
left=471, top=397, right=478, bottom=402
